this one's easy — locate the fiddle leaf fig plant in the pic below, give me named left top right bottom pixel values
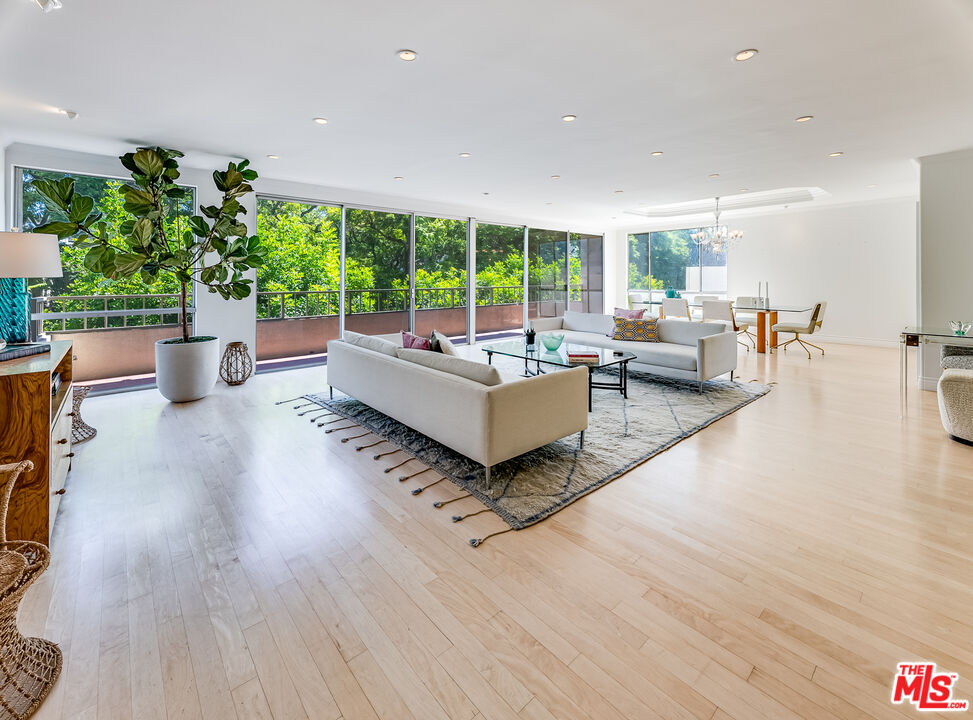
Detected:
left=31, top=146, right=267, bottom=342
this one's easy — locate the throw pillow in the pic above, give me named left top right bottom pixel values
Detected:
left=342, top=330, right=399, bottom=357
left=612, top=316, right=660, bottom=343
left=432, top=330, right=459, bottom=356
left=614, top=307, right=644, bottom=319
left=401, top=331, right=431, bottom=350
left=395, top=348, right=503, bottom=386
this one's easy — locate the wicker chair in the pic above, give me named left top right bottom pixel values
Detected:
left=0, top=462, right=61, bottom=719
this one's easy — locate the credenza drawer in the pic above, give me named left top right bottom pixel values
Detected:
left=49, top=390, right=72, bottom=535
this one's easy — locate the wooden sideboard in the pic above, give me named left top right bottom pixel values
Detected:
left=0, top=341, right=74, bottom=546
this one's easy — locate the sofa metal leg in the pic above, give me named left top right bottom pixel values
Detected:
left=730, top=370, right=734, bottom=382
left=484, top=465, right=491, bottom=488
left=698, top=381, right=703, bottom=394
left=329, top=386, right=334, bottom=400
left=579, top=430, right=585, bottom=450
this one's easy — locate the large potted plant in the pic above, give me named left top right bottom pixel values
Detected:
left=31, top=147, right=266, bottom=402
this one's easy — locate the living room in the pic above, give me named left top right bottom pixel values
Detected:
left=0, top=1, right=971, bottom=719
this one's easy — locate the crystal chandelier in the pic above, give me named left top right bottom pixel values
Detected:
left=690, top=197, right=743, bottom=254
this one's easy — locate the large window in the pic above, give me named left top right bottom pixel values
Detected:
left=18, top=167, right=195, bottom=331
left=528, top=229, right=568, bottom=320
left=343, top=209, right=410, bottom=336
left=255, top=198, right=342, bottom=360
left=415, top=216, right=467, bottom=340
left=475, top=223, right=525, bottom=336
left=627, top=229, right=726, bottom=294
left=570, top=233, right=604, bottom=313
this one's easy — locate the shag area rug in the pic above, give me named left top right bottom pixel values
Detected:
left=304, top=367, right=770, bottom=535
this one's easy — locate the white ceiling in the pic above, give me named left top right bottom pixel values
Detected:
left=1, top=0, right=972, bottom=228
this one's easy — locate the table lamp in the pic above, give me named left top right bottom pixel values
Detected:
left=0, top=231, right=62, bottom=352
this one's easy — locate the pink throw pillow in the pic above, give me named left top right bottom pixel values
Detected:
left=401, top=331, right=431, bottom=350
left=614, top=307, right=644, bottom=319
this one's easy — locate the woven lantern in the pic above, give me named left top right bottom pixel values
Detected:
left=219, top=341, right=253, bottom=386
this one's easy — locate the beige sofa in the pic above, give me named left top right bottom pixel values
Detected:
left=327, top=334, right=588, bottom=484
left=531, top=311, right=739, bottom=390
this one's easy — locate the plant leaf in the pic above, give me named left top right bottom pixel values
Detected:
left=68, top=195, right=94, bottom=223
left=132, top=148, right=165, bottom=178
left=33, top=221, right=79, bottom=240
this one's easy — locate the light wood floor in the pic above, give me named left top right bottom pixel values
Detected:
left=24, top=341, right=973, bottom=720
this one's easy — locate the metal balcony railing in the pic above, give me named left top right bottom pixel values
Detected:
left=32, top=294, right=193, bottom=333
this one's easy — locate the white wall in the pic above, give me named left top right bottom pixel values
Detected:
left=918, top=148, right=973, bottom=389
left=725, top=199, right=917, bottom=346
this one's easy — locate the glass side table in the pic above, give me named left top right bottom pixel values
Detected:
left=900, top=327, right=973, bottom=416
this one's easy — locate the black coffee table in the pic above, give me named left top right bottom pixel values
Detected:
left=482, top=338, right=635, bottom=411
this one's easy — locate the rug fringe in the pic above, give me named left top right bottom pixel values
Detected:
left=373, top=449, right=401, bottom=460
left=433, top=494, right=471, bottom=508
left=384, top=457, right=412, bottom=474
left=293, top=401, right=316, bottom=409
left=310, top=412, right=334, bottom=423
left=318, top=417, right=344, bottom=427
left=275, top=396, right=304, bottom=405
left=451, top=508, right=491, bottom=523
left=325, top=424, right=358, bottom=434
left=410, top=477, right=444, bottom=495
left=399, top=467, right=432, bottom=482
left=341, top=432, right=371, bottom=443
left=469, top=527, right=515, bottom=547
left=356, top=439, right=385, bottom=451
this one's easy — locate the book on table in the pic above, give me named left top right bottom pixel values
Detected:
left=0, top=343, right=51, bottom=363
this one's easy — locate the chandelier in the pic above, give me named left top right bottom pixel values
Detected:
left=690, top=197, right=743, bottom=254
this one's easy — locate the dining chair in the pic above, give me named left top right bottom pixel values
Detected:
left=733, top=296, right=759, bottom=345
left=772, top=302, right=827, bottom=358
left=690, top=295, right=717, bottom=320
left=627, top=292, right=647, bottom=311
left=661, top=297, right=691, bottom=320
left=702, top=300, right=753, bottom=351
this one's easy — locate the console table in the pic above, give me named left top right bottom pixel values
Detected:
left=899, top=327, right=973, bottom=417
left=0, top=341, right=73, bottom=545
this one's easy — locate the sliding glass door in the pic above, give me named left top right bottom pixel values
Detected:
left=414, top=215, right=467, bottom=341
left=475, top=223, right=525, bottom=337
left=344, top=209, right=411, bottom=336
left=570, top=233, right=604, bottom=313
left=527, top=228, right=568, bottom=321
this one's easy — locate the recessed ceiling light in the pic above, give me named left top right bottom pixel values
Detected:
left=394, top=176, right=405, bottom=181
left=561, top=114, right=577, bottom=122
left=795, top=115, right=814, bottom=123
left=866, top=184, right=877, bottom=188
left=482, top=192, right=490, bottom=195
left=397, top=49, right=417, bottom=61
left=709, top=173, right=720, bottom=179
left=266, top=154, right=279, bottom=160
left=651, top=151, right=663, bottom=157
left=313, top=117, right=328, bottom=125
left=734, top=48, right=758, bottom=62
left=550, top=175, right=560, bottom=180
left=739, top=188, right=749, bottom=192
left=458, top=152, right=471, bottom=158
left=828, top=151, right=844, bottom=157
left=545, top=202, right=553, bottom=205
left=614, top=190, right=624, bottom=194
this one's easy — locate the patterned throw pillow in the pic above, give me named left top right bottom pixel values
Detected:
left=614, top=307, right=644, bottom=319
left=612, top=316, right=659, bottom=342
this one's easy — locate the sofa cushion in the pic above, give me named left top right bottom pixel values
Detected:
left=614, top=340, right=698, bottom=371
left=612, top=316, right=659, bottom=342
left=401, top=331, right=431, bottom=350
left=656, top=319, right=727, bottom=347
left=432, top=330, right=459, bottom=356
left=396, top=348, right=503, bottom=386
left=562, top=311, right=615, bottom=337
left=613, top=307, right=644, bottom=319
left=343, top=331, right=399, bottom=357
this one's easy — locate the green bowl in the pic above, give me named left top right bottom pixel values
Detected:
left=541, top=333, right=564, bottom=351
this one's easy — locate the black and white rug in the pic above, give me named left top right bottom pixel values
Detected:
left=302, top=368, right=770, bottom=543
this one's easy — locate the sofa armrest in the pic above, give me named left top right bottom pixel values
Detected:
left=529, top=317, right=564, bottom=332
left=698, top=331, right=738, bottom=381
left=483, top=366, right=588, bottom=466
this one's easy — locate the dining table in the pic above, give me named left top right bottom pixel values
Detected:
left=645, top=300, right=816, bottom=354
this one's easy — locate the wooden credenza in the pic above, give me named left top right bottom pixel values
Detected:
left=0, top=340, right=74, bottom=546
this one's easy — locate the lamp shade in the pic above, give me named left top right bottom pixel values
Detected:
left=0, top=232, right=63, bottom=278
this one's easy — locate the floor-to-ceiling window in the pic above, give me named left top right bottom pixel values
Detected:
left=16, top=167, right=195, bottom=382
left=627, top=229, right=727, bottom=295
left=527, top=228, right=567, bottom=321
left=475, top=223, right=526, bottom=336
left=414, top=215, right=468, bottom=341
left=570, top=233, right=604, bottom=313
left=255, top=198, right=342, bottom=361
left=343, top=208, right=411, bottom=336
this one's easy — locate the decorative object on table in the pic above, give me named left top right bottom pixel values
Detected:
left=219, top=341, right=254, bottom=386
left=0, top=344, right=51, bottom=363
left=612, top=316, right=660, bottom=343
left=664, top=286, right=677, bottom=298
left=30, top=148, right=268, bottom=403
left=524, top=326, right=536, bottom=348
left=0, top=232, right=63, bottom=351
left=948, top=320, right=971, bottom=336
left=301, top=368, right=770, bottom=545
left=540, top=333, right=564, bottom=351
left=0, top=460, right=62, bottom=719
left=690, top=197, right=744, bottom=253
left=70, top=385, right=97, bottom=445
left=772, top=302, right=827, bottom=358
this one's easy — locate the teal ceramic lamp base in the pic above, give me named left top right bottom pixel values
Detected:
left=0, top=278, right=30, bottom=345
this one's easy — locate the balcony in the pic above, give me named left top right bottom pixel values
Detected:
left=34, top=286, right=565, bottom=383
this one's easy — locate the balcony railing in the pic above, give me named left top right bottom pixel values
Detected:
left=33, top=294, right=193, bottom=333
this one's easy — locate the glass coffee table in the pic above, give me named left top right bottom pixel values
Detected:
left=482, top=338, right=636, bottom=411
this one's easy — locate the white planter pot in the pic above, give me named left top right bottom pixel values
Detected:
left=155, top=337, right=220, bottom=403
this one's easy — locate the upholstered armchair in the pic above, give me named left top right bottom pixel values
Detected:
left=772, top=302, right=827, bottom=358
